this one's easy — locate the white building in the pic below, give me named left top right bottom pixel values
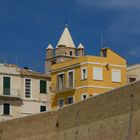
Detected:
left=0, top=64, right=51, bottom=122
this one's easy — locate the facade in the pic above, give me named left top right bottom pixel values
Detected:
left=0, top=64, right=51, bottom=122
left=127, top=64, right=140, bottom=83
left=45, top=25, right=127, bottom=109
left=50, top=48, right=127, bottom=109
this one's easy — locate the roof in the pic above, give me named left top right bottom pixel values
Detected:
left=46, top=44, right=54, bottom=50
left=0, top=64, right=50, bottom=80
left=127, top=64, right=140, bottom=71
left=19, top=69, right=50, bottom=80
left=101, top=47, right=126, bottom=60
left=77, top=43, right=84, bottom=49
left=56, top=25, right=75, bottom=48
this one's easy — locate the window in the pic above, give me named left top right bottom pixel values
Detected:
left=68, top=70, right=74, bottom=88
left=81, top=93, right=88, bottom=100
left=81, top=67, right=87, bottom=80
left=112, top=69, right=121, bottom=82
left=67, top=96, right=74, bottom=104
left=40, top=80, right=47, bottom=93
left=70, top=51, right=72, bottom=56
left=58, top=99, right=64, bottom=108
left=102, top=49, right=107, bottom=57
left=3, top=77, right=11, bottom=95
left=40, top=106, right=46, bottom=112
left=93, top=67, right=103, bottom=80
left=57, top=73, right=65, bottom=90
left=25, top=79, right=31, bottom=98
left=3, top=103, right=10, bottom=115
left=129, top=77, right=136, bottom=83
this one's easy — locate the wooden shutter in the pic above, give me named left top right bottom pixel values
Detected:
left=3, top=77, right=10, bottom=95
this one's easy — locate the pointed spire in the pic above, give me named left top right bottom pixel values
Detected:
left=77, top=43, right=85, bottom=49
left=56, top=25, right=75, bottom=48
left=46, top=44, right=54, bottom=50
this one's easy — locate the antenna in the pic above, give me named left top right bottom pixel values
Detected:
left=101, top=33, right=104, bottom=48
left=15, top=56, right=18, bottom=65
left=0, top=55, right=7, bottom=64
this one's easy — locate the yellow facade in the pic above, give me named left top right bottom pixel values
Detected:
left=50, top=48, right=127, bottom=109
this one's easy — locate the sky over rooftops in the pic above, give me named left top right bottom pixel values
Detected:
left=0, top=0, right=140, bottom=72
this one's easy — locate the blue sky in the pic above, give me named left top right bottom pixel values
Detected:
left=0, top=0, right=140, bottom=72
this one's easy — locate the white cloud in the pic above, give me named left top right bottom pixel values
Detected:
left=127, top=48, right=140, bottom=58
left=76, top=0, right=140, bottom=9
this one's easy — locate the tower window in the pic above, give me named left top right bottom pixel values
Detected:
left=70, top=51, right=72, bottom=56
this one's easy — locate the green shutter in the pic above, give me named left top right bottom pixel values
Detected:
left=3, top=77, right=10, bottom=95
left=40, top=80, right=47, bottom=93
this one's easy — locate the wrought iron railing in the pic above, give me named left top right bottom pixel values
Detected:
left=3, top=88, right=21, bottom=97
left=51, top=80, right=76, bottom=93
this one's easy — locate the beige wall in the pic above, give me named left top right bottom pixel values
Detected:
left=0, top=65, right=51, bottom=122
left=127, top=65, right=140, bottom=83
left=0, top=80, right=140, bottom=140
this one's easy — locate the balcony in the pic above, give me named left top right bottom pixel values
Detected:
left=0, top=88, right=22, bottom=100
left=51, top=80, right=76, bottom=93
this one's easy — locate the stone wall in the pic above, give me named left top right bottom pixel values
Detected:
left=0, top=81, right=140, bottom=140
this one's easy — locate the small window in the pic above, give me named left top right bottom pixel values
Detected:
left=40, top=106, right=46, bottom=112
left=3, top=103, right=10, bottom=115
left=67, top=96, right=73, bottom=104
left=112, top=69, right=121, bottom=82
left=81, top=67, right=87, bottom=80
left=129, top=77, right=136, bottom=83
left=81, top=94, right=88, bottom=100
left=93, top=67, right=103, bottom=80
left=40, top=80, right=47, bottom=93
left=70, top=51, right=72, bottom=56
left=102, top=50, right=107, bottom=57
left=25, top=79, right=31, bottom=98
left=58, top=99, right=64, bottom=108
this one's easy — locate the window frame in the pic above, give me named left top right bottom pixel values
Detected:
left=57, top=72, right=65, bottom=90
left=24, top=78, right=32, bottom=98
left=81, top=67, right=88, bottom=80
left=112, top=69, right=121, bottom=83
left=93, top=67, right=103, bottom=81
left=67, top=70, right=75, bottom=88
left=40, top=80, right=47, bottom=94
left=2, top=103, right=11, bottom=116
left=81, top=93, right=88, bottom=100
left=40, top=105, right=46, bottom=112
left=3, top=76, right=11, bottom=95
left=67, top=96, right=74, bottom=105
left=58, top=98, right=65, bottom=108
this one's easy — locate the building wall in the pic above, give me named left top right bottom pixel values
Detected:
left=0, top=65, right=51, bottom=121
left=127, top=64, right=140, bottom=84
left=51, top=49, right=127, bottom=109
left=0, top=80, right=139, bottom=140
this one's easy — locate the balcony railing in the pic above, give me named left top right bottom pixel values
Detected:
left=2, top=88, right=21, bottom=98
left=51, top=80, right=76, bottom=93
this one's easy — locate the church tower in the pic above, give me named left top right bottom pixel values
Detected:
left=45, top=25, right=85, bottom=75
left=45, top=44, right=54, bottom=75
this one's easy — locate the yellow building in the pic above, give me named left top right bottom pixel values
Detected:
left=50, top=48, right=126, bottom=109
left=45, top=25, right=127, bottom=109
